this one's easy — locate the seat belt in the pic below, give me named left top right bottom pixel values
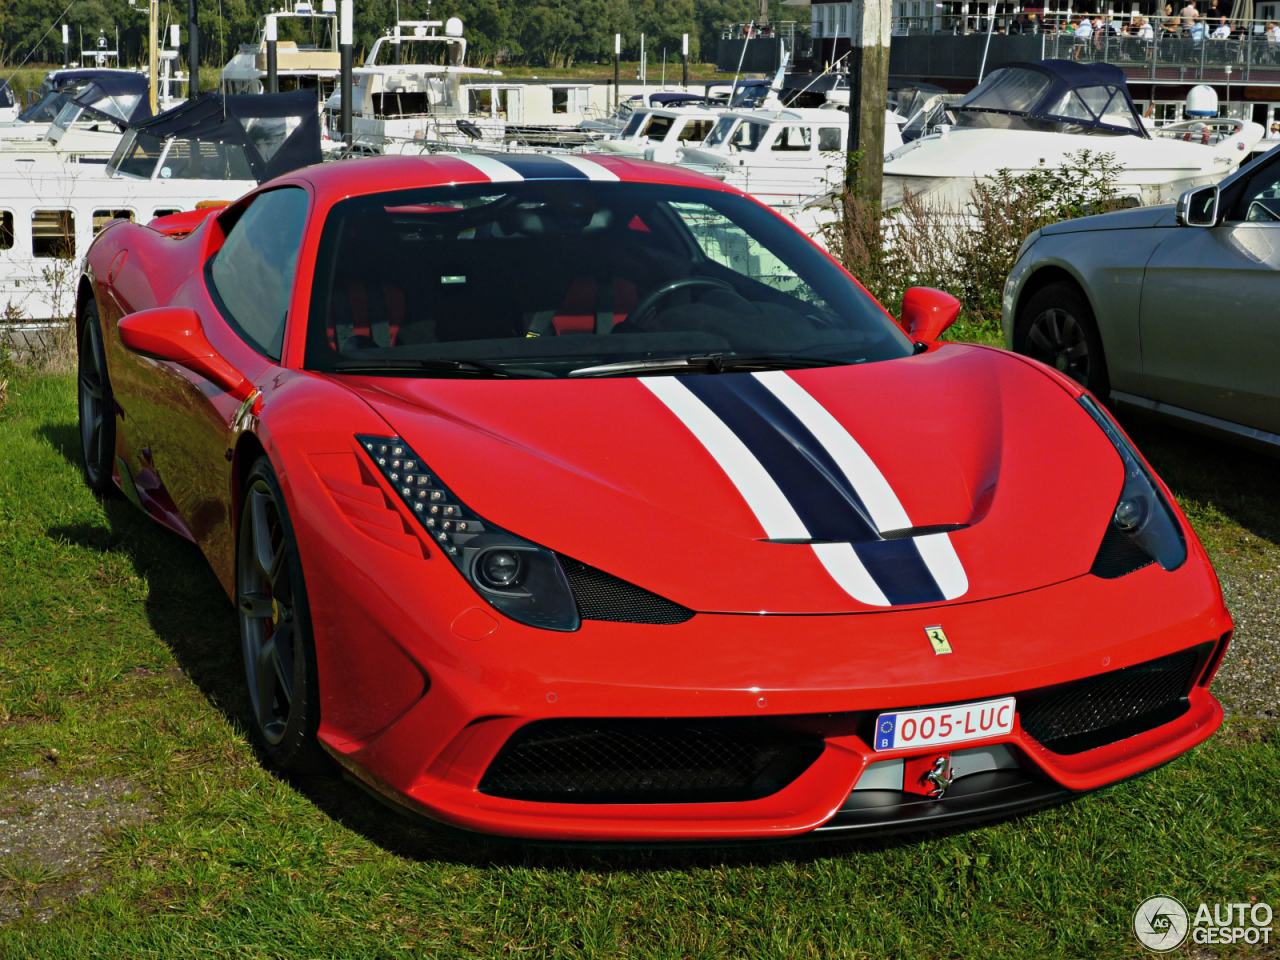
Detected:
left=367, top=282, right=392, bottom=347
left=526, top=309, right=556, bottom=338
left=333, top=282, right=355, bottom=349
left=594, top=276, right=614, bottom=335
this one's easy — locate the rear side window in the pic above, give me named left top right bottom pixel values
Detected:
left=818, top=127, right=842, bottom=151
left=209, top=187, right=309, bottom=360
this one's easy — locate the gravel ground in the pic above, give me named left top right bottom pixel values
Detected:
left=0, top=770, right=150, bottom=923
left=1211, top=554, right=1280, bottom=721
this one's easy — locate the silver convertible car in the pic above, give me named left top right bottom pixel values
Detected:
left=1004, top=148, right=1280, bottom=452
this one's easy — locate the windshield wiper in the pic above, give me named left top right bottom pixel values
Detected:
left=330, top=357, right=519, bottom=378
left=568, top=354, right=851, bottom=379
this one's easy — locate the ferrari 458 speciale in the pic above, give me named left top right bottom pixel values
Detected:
left=75, top=152, right=1231, bottom=841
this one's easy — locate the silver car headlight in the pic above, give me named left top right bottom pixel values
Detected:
left=1079, top=396, right=1187, bottom=572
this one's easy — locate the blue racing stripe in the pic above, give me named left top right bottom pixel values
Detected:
left=684, top=375, right=945, bottom=606
left=490, top=155, right=589, bottom=180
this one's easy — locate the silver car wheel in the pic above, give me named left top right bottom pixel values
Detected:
left=1026, top=307, right=1091, bottom=384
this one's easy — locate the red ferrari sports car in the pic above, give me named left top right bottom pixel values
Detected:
left=75, top=153, right=1231, bottom=842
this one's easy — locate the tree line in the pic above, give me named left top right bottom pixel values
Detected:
left=1, top=0, right=790, bottom=71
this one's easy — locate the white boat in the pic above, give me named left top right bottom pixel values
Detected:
left=219, top=0, right=340, bottom=111
left=676, top=105, right=903, bottom=210
left=0, top=91, right=320, bottom=321
left=594, top=99, right=724, bottom=162
left=0, top=74, right=153, bottom=163
left=882, top=60, right=1264, bottom=208
left=0, top=81, right=18, bottom=124
left=324, top=17, right=507, bottom=153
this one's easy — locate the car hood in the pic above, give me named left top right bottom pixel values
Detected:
left=1040, top=204, right=1176, bottom=234
left=342, top=345, right=1123, bottom=614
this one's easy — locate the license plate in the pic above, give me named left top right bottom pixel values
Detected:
left=873, top=697, right=1016, bottom=752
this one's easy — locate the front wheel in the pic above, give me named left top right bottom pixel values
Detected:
left=1014, top=281, right=1110, bottom=399
left=77, top=300, right=118, bottom=496
left=236, top=456, right=328, bottom=774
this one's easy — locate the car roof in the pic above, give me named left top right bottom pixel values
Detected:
left=285, top=153, right=739, bottom=207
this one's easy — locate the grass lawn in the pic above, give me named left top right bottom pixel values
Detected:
left=0, top=366, right=1276, bottom=958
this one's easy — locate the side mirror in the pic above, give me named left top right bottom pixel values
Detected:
left=1176, top=184, right=1219, bottom=227
left=900, top=287, right=962, bottom=344
left=118, top=307, right=252, bottom=399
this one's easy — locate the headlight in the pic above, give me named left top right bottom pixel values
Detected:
left=357, top=435, right=581, bottom=631
left=1078, top=397, right=1186, bottom=572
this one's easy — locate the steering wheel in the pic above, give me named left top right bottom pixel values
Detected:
left=626, top=277, right=735, bottom=328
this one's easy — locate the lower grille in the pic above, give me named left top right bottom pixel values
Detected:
left=1020, top=648, right=1203, bottom=755
left=556, top=555, right=694, bottom=625
left=479, top=719, right=824, bottom=804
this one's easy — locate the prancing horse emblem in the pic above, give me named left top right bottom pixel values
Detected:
left=925, top=625, right=952, bottom=655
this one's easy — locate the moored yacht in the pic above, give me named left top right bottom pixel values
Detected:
left=882, top=60, right=1263, bottom=208
left=0, top=91, right=320, bottom=321
left=0, top=75, right=152, bottom=162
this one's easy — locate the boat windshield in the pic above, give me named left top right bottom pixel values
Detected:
left=72, top=82, right=145, bottom=125
left=621, top=111, right=648, bottom=137
left=18, top=90, right=73, bottom=123
left=704, top=116, right=737, bottom=146
left=303, top=180, right=912, bottom=379
left=957, top=68, right=1051, bottom=113
left=109, top=131, right=256, bottom=180
left=0, top=81, right=14, bottom=109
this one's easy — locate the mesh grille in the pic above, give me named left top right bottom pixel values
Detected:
left=479, top=720, right=824, bottom=803
left=1020, top=649, right=1201, bottom=754
left=556, top=555, right=694, bottom=625
left=1090, top=522, right=1154, bottom=579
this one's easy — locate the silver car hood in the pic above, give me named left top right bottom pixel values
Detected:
left=1040, top=204, right=1177, bottom=235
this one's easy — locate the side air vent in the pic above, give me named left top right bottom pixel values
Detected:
left=556, top=554, right=694, bottom=625
left=1090, top=522, right=1154, bottom=579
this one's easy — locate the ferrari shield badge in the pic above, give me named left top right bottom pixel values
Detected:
left=925, top=625, right=953, bottom=655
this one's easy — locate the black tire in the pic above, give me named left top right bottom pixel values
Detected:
left=236, top=456, right=329, bottom=775
left=1014, top=281, right=1111, bottom=399
left=77, top=299, right=119, bottom=497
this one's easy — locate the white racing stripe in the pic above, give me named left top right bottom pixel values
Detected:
left=753, top=370, right=969, bottom=601
left=448, top=154, right=524, bottom=182
left=554, top=155, right=621, bottom=181
left=642, top=377, right=892, bottom=606
left=640, top=377, right=807, bottom=540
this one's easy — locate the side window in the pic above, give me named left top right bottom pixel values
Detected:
left=0, top=211, right=13, bottom=250
left=643, top=114, right=675, bottom=139
left=676, top=119, right=713, bottom=143
left=818, top=127, right=843, bottom=151
left=771, top=125, right=813, bottom=151
left=210, top=187, right=309, bottom=360
left=32, top=210, right=75, bottom=258
left=1231, top=162, right=1280, bottom=221
left=93, top=209, right=134, bottom=235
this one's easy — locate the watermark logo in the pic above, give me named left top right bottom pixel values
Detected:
left=1134, top=897, right=1275, bottom=950
left=1133, top=896, right=1189, bottom=952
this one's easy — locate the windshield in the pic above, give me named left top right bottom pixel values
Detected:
left=0, top=82, right=14, bottom=109
left=111, top=131, right=166, bottom=179
left=19, top=90, right=74, bottom=123
left=956, top=67, right=1050, bottom=114
left=303, top=181, right=911, bottom=378
left=705, top=116, right=737, bottom=146
left=75, top=83, right=144, bottom=124
left=621, top=111, right=648, bottom=137
left=52, top=101, right=83, bottom=131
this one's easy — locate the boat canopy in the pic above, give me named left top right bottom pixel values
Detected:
left=647, top=92, right=713, bottom=106
left=67, top=74, right=152, bottom=126
left=954, top=60, right=1147, bottom=138
left=116, top=89, right=321, bottom=182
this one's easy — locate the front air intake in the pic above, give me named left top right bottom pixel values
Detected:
left=556, top=555, right=695, bottom=625
left=1019, top=648, right=1203, bottom=754
left=479, top=719, right=824, bottom=804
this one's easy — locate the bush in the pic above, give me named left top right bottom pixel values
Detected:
left=824, top=150, right=1125, bottom=342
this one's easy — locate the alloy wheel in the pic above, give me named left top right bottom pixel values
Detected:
left=78, top=318, right=108, bottom=485
left=237, top=480, right=297, bottom=745
left=1025, top=307, right=1092, bottom=387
